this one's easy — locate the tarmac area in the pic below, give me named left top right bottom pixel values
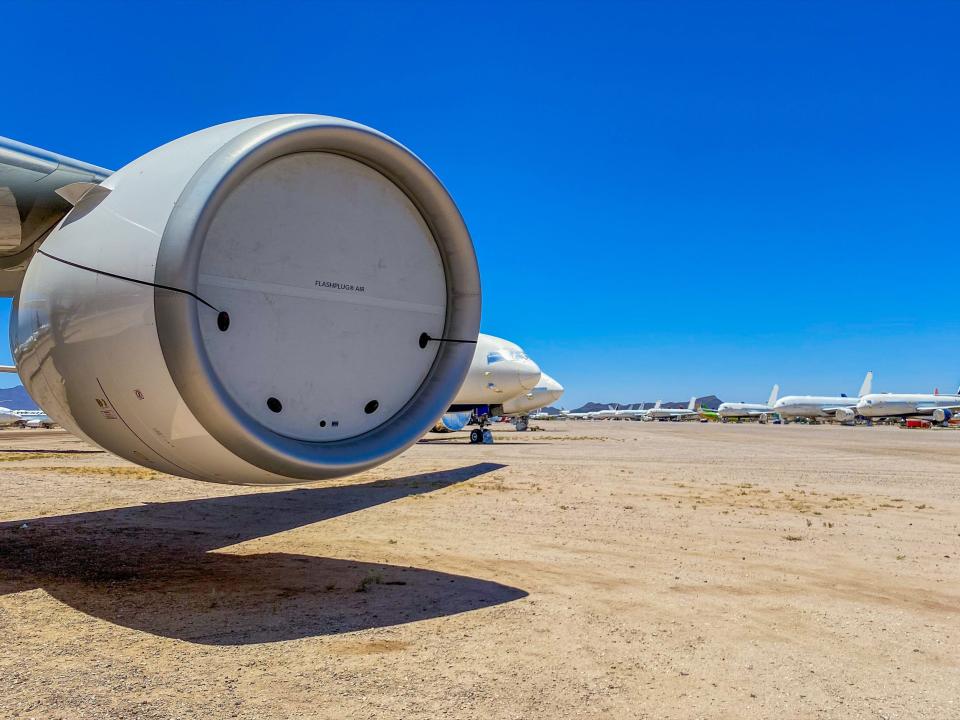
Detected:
left=0, top=422, right=957, bottom=719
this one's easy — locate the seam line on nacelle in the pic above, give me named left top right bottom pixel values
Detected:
left=95, top=377, right=198, bottom=479
left=198, top=272, right=446, bottom=316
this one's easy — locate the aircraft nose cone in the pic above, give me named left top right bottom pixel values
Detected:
left=517, top=360, right=541, bottom=390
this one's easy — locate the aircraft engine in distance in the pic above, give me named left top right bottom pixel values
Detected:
left=13, top=115, right=480, bottom=485
left=432, top=411, right=473, bottom=433
left=834, top=407, right=857, bottom=424
left=932, top=408, right=952, bottom=423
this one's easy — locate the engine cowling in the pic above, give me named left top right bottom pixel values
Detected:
left=834, top=407, right=857, bottom=424
left=12, top=115, right=480, bottom=485
left=432, top=411, right=473, bottom=433
left=932, top=408, right=952, bottom=423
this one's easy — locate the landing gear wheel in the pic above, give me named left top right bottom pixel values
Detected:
left=469, top=429, right=483, bottom=444
left=514, top=418, right=529, bottom=432
left=482, top=429, right=493, bottom=444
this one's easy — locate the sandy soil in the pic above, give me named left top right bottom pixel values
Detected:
left=0, top=422, right=957, bottom=719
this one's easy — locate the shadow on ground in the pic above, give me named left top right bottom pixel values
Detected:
left=0, top=462, right=525, bottom=645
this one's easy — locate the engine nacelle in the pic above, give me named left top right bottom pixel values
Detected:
left=13, top=115, right=480, bottom=484
left=932, top=408, right=953, bottom=423
left=431, top=411, right=473, bottom=433
left=834, top=407, right=857, bottom=424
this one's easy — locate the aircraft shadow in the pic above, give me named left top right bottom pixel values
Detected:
left=0, top=462, right=525, bottom=645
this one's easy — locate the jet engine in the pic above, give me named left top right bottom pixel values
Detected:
left=834, top=407, right=857, bottom=424
left=12, top=115, right=480, bottom=484
left=932, top=408, right=952, bottom=423
left=431, top=411, right=473, bottom=433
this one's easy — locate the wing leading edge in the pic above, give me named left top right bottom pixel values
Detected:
left=0, top=136, right=111, bottom=296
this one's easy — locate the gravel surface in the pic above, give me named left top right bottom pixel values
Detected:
left=0, top=423, right=957, bottom=719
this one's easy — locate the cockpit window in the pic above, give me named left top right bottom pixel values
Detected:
left=487, top=352, right=505, bottom=364
left=510, top=351, right=528, bottom=361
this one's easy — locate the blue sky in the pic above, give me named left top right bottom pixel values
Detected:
left=3, top=2, right=958, bottom=406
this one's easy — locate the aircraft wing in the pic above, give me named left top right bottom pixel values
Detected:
left=0, top=137, right=111, bottom=296
left=915, top=404, right=960, bottom=413
left=819, top=406, right=852, bottom=416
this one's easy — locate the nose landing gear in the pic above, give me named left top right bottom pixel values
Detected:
left=467, top=407, right=495, bottom=444
left=469, top=427, right=493, bottom=444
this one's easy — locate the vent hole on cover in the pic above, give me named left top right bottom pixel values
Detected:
left=364, top=400, right=379, bottom=415
left=266, top=397, right=283, bottom=413
left=217, top=311, right=230, bottom=332
left=319, top=420, right=327, bottom=428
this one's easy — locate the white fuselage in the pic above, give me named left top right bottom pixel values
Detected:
left=646, top=407, right=696, bottom=420
left=501, top=373, right=564, bottom=416
left=774, top=395, right=856, bottom=418
left=588, top=406, right=620, bottom=419
left=453, top=333, right=542, bottom=406
left=614, top=406, right=648, bottom=420
left=856, top=394, right=960, bottom=419
left=26, top=415, right=55, bottom=428
left=717, top=402, right=773, bottom=418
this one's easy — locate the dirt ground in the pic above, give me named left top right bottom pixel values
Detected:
left=0, top=421, right=957, bottom=719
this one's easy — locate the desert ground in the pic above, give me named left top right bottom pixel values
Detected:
left=0, top=421, right=957, bottom=719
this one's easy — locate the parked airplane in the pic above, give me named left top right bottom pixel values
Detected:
left=558, top=409, right=594, bottom=420
left=773, top=372, right=873, bottom=422
left=697, top=405, right=720, bottom=422
left=434, top=333, right=544, bottom=441
left=434, top=365, right=560, bottom=438
left=856, top=387, right=960, bottom=425
left=19, top=411, right=55, bottom=429
left=0, top=115, right=483, bottom=484
left=614, top=403, right=649, bottom=421
left=646, top=397, right=699, bottom=421
left=501, top=372, right=565, bottom=431
left=450, top=334, right=541, bottom=409
left=588, top=404, right=621, bottom=420
left=717, top=385, right=779, bottom=422
left=0, top=407, right=24, bottom=427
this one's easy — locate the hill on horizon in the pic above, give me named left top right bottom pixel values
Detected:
left=0, top=385, right=38, bottom=410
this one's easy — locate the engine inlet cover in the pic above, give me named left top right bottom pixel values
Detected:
left=196, top=152, right=445, bottom=442
left=13, top=115, right=480, bottom=484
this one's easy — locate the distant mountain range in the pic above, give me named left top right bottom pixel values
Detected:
left=0, top=385, right=38, bottom=410
left=569, top=396, right=722, bottom=413
left=0, top=386, right=727, bottom=416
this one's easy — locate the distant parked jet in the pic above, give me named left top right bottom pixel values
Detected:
left=773, top=372, right=873, bottom=423
left=856, top=385, right=960, bottom=425
left=646, top=397, right=698, bottom=421
left=717, top=385, right=779, bottom=422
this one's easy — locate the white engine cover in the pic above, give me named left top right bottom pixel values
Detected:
left=834, top=407, right=857, bottom=424
left=13, top=115, right=480, bottom=484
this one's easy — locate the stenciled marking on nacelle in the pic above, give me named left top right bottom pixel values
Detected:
left=198, top=273, right=445, bottom=316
